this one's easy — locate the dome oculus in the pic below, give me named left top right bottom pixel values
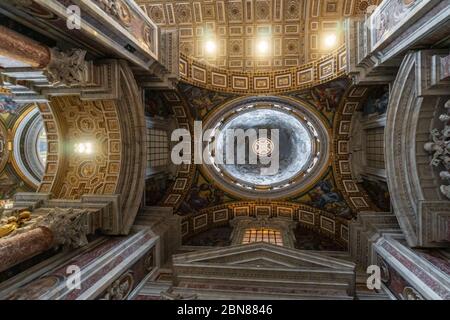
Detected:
left=201, top=97, right=330, bottom=199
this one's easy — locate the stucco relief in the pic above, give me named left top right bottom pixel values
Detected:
left=48, top=96, right=121, bottom=199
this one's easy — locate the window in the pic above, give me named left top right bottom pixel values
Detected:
left=147, top=128, right=168, bottom=168
left=242, top=228, right=283, bottom=246
left=12, top=106, right=47, bottom=187
left=365, top=127, right=385, bottom=169
left=36, top=128, right=47, bottom=166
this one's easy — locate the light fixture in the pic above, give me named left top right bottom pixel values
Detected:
left=257, top=39, right=270, bottom=55
left=74, top=142, right=93, bottom=154
left=324, top=34, right=337, bottom=48
left=204, top=40, right=217, bottom=55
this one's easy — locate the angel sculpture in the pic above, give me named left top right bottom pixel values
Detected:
left=424, top=128, right=450, bottom=169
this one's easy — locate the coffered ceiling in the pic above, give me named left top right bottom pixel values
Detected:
left=136, top=0, right=381, bottom=71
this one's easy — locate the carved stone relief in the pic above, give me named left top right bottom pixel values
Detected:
left=424, top=100, right=450, bottom=199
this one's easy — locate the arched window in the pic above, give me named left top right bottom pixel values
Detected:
left=12, top=106, right=47, bottom=187
left=242, top=228, right=284, bottom=246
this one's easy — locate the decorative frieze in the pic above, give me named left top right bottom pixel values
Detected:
left=179, top=46, right=346, bottom=94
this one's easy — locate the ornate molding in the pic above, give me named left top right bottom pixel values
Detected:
left=424, top=100, right=450, bottom=199
left=374, top=236, right=450, bottom=300
left=345, top=1, right=450, bottom=85
left=94, top=0, right=132, bottom=27
left=36, top=208, right=88, bottom=248
left=385, top=49, right=450, bottom=247
left=100, top=271, right=134, bottom=300
left=179, top=46, right=347, bottom=95
left=171, top=242, right=356, bottom=299
left=44, top=48, right=87, bottom=87
left=10, top=192, right=122, bottom=235
left=2, top=59, right=120, bottom=102
left=348, top=211, right=403, bottom=270
left=332, top=85, right=379, bottom=213
left=229, top=216, right=297, bottom=248
left=180, top=200, right=349, bottom=249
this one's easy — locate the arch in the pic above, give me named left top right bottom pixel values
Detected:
left=35, top=61, right=147, bottom=234
left=114, top=61, right=147, bottom=233
left=11, top=105, right=46, bottom=188
left=180, top=200, right=349, bottom=249
left=385, top=51, right=450, bottom=247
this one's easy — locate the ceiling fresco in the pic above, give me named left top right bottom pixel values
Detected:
left=143, top=77, right=386, bottom=242
left=146, top=77, right=374, bottom=222
left=137, top=0, right=381, bottom=71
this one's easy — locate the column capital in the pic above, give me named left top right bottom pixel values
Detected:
left=45, top=48, right=87, bottom=87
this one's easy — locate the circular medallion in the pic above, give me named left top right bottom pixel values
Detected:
left=252, top=137, right=274, bottom=157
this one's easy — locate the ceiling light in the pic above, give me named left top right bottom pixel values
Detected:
left=257, top=40, right=270, bottom=55
left=324, top=34, right=337, bottom=48
left=205, top=40, right=216, bottom=54
left=74, top=142, right=93, bottom=154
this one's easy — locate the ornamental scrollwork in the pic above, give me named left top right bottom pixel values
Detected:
left=100, top=271, right=134, bottom=300
left=402, top=286, right=424, bottom=300
left=45, top=48, right=87, bottom=87
left=0, top=207, right=88, bottom=248
left=424, top=100, right=450, bottom=199
left=95, top=0, right=132, bottom=26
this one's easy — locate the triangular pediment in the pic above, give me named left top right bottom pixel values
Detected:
left=173, top=242, right=354, bottom=271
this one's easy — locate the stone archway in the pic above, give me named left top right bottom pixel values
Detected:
left=385, top=50, right=450, bottom=247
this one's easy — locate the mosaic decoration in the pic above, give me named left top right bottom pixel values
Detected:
left=178, top=171, right=235, bottom=215
left=361, top=178, right=391, bottom=212
left=288, top=77, right=349, bottom=125
left=178, top=82, right=236, bottom=119
left=0, top=105, right=39, bottom=203
left=0, top=171, right=27, bottom=209
left=361, top=85, right=389, bottom=117
left=143, top=89, right=174, bottom=118
left=290, top=170, right=353, bottom=219
left=0, top=120, right=9, bottom=175
left=0, top=88, right=18, bottom=115
left=165, top=79, right=366, bottom=225
left=145, top=173, right=171, bottom=206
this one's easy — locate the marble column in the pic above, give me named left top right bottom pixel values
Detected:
left=0, top=26, right=87, bottom=86
left=0, top=227, right=53, bottom=273
left=0, top=26, right=51, bottom=68
left=0, top=207, right=89, bottom=273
